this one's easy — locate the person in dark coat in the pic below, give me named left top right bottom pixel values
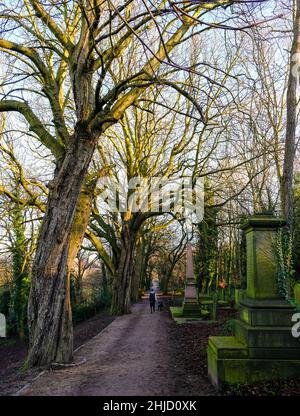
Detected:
left=149, top=288, right=157, bottom=313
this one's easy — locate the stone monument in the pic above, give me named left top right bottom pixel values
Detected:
left=181, top=243, right=202, bottom=317
left=207, top=213, right=300, bottom=388
left=170, top=242, right=202, bottom=321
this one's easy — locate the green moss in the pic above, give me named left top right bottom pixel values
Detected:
left=170, top=305, right=211, bottom=324
left=169, top=306, right=183, bottom=317
left=294, top=283, right=300, bottom=309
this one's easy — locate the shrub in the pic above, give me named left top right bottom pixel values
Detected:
left=138, top=288, right=145, bottom=299
left=221, top=319, right=236, bottom=335
left=72, top=288, right=112, bottom=324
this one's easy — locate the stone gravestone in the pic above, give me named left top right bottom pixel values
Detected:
left=207, top=213, right=300, bottom=389
left=0, top=313, right=6, bottom=338
left=294, top=283, right=300, bottom=311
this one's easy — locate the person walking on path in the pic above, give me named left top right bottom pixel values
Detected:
left=149, top=288, right=157, bottom=313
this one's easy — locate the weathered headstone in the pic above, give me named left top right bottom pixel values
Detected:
left=208, top=213, right=300, bottom=388
left=0, top=313, right=6, bottom=338
left=294, top=283, right=300, bottom=311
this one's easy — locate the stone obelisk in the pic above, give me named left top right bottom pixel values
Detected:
left=182, top=242, right=202, bottom=317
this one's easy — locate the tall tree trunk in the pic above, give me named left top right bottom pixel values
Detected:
left=11, top=202, right=30, bottom=340
left=161, top=264, right=175, bottom=293
left=26, top=126, right=97, bottom=367
left=70, top=186, right=95, bottom=305
left=131, top=238, right=143, bottom=303
left=68, top=186, right=95, bottom=272
left=110, top=224, right=137, bottom=315
left=282, top=0, right=300, bottom=228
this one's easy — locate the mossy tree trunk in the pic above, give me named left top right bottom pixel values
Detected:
left=11, top=202, right=31, bottom=340
left=160, top=265, right=175, bottom=294
left=110, top=222, right=138, bottom=315
left=196, top=205, right=219, bottom=293
left=27, top=127, right=97, bottom=367
left=131, top=238, right=143, bottom=303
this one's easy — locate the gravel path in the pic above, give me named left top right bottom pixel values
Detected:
left=18, top=299, right=214, bottom=396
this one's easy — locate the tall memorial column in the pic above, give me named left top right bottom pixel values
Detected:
left=207, top=213, right=300, bottom=388
left=170, top=242, right=202, bottom=321
left=181, top=243, right=202, bottom=316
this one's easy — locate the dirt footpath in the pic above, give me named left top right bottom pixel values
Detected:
left=18, top=301, right=215, bottom=396
left=0, top=309, right=115, bottom=396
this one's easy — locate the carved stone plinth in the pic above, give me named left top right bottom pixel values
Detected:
left=208, top=214, right=300, bottom=389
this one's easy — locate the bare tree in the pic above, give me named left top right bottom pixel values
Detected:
left=282, top=0, right=300, bottom=228
left=0, top=0, right=269, bottom=366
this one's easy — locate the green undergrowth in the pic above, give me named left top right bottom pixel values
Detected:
left=72, top=288, right=112, bottom=324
